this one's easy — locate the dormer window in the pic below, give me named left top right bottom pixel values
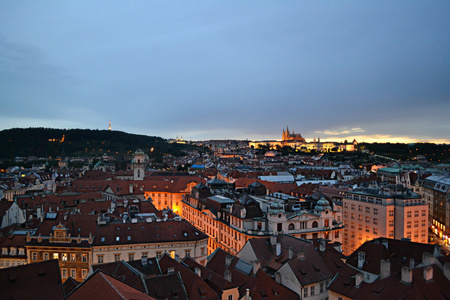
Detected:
left=116, top=236, right=120, bottom=242
left=1, top=248, right=8, bottom=255
left=101, top=237, right=105, bottom=242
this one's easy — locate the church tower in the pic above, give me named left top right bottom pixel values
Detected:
left=132, top=149, right=145, bottom=180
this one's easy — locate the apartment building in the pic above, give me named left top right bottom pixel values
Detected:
left=342, top=186, right=428, bottom=255
left=421, top=175, right=450, bottom=241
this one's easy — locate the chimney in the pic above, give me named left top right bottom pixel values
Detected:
left=276, top=242, right=281, bottom=256
left=422, top=252, right=432, bottom=265
left=380, top=260, right=390, bottom=280
left=355, top=273, right=363, bottom=287
left=298, top=251, right=305, bottom=260
left=225, top=255, right=233, bottom=268
left=270, top=235, right=277, bottom=246
left=357, top=251, right=365, bottom=269
left=381, top=239, right=388, bottom=249
left=444, top=262, right=450, bottom=281
left=401, top=266, right=412, bottom=284
left=141, top=256, right=148, bottom=267
left=195, top=267, right=201, bottom=277
left=423, top=265, right=433, bottom=281
left=252, top=260, right=260, bottom=275
left=224, top=270, right=232, bottom=282
left=409, top=258, right=415, bottom=269
left=129, top=183, right=134, bottom=194
left=245, top=289, right=250, bottom=300
left=289, top=247, right=293, bottom=260
left=319, top=239, right=326, bottom=252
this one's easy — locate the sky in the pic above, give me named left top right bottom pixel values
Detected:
left=0, top=2, right=449, bottom=143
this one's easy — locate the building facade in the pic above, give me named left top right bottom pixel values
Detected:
left=342, top=186, right=428, bottom=255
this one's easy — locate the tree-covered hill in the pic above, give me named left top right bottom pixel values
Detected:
left=0, top=128, right=199, bottom=159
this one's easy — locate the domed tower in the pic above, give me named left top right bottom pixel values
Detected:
left=132, top=149, right=146, bottom=180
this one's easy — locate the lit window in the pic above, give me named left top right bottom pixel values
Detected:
left=71, top=253, right=76, bottom=262
left=82, top=269, right=88, bottom=279
left=53, top=253, right=59, bottom=260
left=62, top=253, right=68, bottom=261
left=82, top=254, right=87, bottom=263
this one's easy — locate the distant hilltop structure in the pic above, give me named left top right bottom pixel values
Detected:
left=249, top=126, right=357, bottom=152
left=282, top=126, right=305, bottom=143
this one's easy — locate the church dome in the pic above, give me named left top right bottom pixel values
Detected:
left=315, top=198, right=332, bottom=211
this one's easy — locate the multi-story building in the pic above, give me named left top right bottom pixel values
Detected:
left=92, top=216, right=209, bottom=265
left=182, top=183, right=343, bottom=256
left=421, top=175, right=450, bottom=242
left=25, top=214, right=97, bottom=282
left=342, top=186, right=428, bottom=255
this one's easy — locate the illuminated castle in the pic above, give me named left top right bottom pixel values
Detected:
left=282, top=126, right=305, bottom=143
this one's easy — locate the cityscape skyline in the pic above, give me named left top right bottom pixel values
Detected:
left=1, top=2, right=449, bottom=143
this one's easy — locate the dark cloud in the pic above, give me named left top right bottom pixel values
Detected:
left=0, top=2, right=449, bottom=142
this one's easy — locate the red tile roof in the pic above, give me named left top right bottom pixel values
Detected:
left=0, top=259, right=64, bottom=300
left=66, top=270, right=155, bottom=300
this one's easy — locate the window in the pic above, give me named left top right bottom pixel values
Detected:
left=351, top=213, right=355, bottom=219
left=366, top=226, right=370, bottom=233
left=358, top=205, right=362, bottom=212
left=422, top=220, right=426, bottom=227
left=82, top=254, right=87, bottom=263
left=71, top=253, right=76, bottom=262
left=312, top=221, right=318, bottom=228
left=388, top=230, right=394, bottom=237
left=407, top=211, right=411, bottom=218
left=414, top=221, right=419, bottom=227
left=373, top=208, right=378, bottom=215
left=82, top=269, right=88, bottom=279
left=373, top=228, right=378, bottom=235
left=288, top=223, right=295, bottom=230
left=32, top=252, right=37, bottom=261
left=185, top=250, right=191, bottom=257
left=156, top=251, right=162, bottom=259
left=373, top=218, right=378, bottom=225
left=304, top=287, right=308, bottom=298
left=312, top=233, right=318, bottom=239
left=358, top=233, right=362, bottom=240
left=320, top=282, right=324, bottom=293
left=351, top=204, right=355, bottom=210
left=128, top=253, right=134, bottom=261
left=335, top=231, right=339, bottom=238
left=97, top=255, right=104, bottom=264
left=358, top=224, right=362, bottom=230
left=406, top=232, right=411, bottom=239
left=422, top=210, right=426, bottom=217
left=366, top=207, right=370, bottom=213
left=365, top=216, right=370, bottom=223
left=201, top=247, right=206, bottom=255
left=414, top=211, right=419, bottom=217
left=53, top=253, right=59, bottom=260
left=1, top=248, right=8, bottom=255
left=311, top=285, right=315, bottom=296
left=407, top=221, right=411, bottom=228
left=43, top=253, right=49, bottom=261
left=141, top=252, right=148, bottom=259
left=389, top=210, right=394, bottom=217
left=62, top=253, right=68, bottom=261
left=62, top=268, right=68, bottom=278
left=71, top=268, right=76, bottom=278
left=277, top=223, right=282, bottom=232
left=358, top=215, right=362, bottom=221
left=389, top=220, right=394, bottom=227
left=114, top=254, right=121, bottom=262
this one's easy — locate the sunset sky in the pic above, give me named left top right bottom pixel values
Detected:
left=1, top=2, right=449, bottom=143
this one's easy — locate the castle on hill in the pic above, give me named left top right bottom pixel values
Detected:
left=249, top=126, right=357, bottom=152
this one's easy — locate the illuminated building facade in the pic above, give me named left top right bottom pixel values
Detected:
left=422, top=175, right=450, bottom=242
left=342, top=186, right=428, bottom=255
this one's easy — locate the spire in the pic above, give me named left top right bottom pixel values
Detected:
left=108, top=121, right=111, bottom=131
